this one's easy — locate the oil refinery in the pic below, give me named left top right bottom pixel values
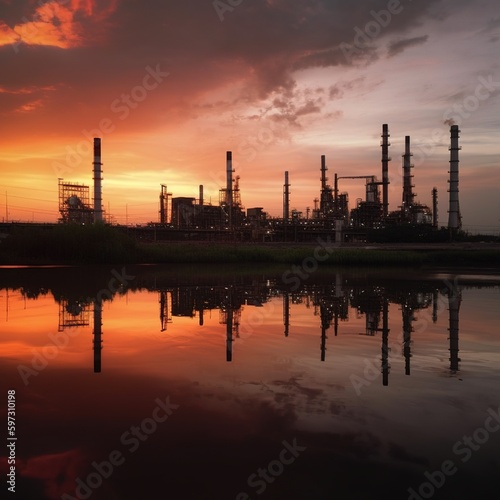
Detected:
left=55, top=124, right=462, bottom=242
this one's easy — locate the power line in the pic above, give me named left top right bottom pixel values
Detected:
left=0, top=184, right=57, bottom=194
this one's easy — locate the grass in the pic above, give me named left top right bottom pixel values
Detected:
left=0, top=224, right=137, bottom=265
left=0, top=225, right=499, bottom=267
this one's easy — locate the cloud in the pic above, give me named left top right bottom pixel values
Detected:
left=0, top=0, right=443, bottom=139
left=0, top=0, right=118, bottom=50
left=478, top=16, right=500, bottom=42
left=387, top=35, right=430, bottom=57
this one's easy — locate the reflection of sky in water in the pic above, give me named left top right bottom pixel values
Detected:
left=1, top=270, right=499, bottom=499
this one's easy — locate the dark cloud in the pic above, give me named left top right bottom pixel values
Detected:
left=328, top=76, right=367, bottom=100
left=387, top=35, right=430, bottom=57
left=0, top=0, right=443, bottom=139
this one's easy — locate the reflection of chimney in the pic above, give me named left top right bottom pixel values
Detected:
left=93, top=138, right=103, bottom=223
left=381, top=298, right=389, bottom=386
left=432, top=289, right=439, bottom=323
left=402, top=299, right=412, bottom=376
left=381, top=124, right=390, bottom=217
left=448, top=286, right=461, bottom=373
left=447, top=125, right=461, bottom=231
left=283, top=292, right=290, bottom=337
left=93, top=300, right=102, bottom=373
left=226, top=309, right=233, bottom=362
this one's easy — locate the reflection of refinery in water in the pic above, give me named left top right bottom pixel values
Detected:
left=57, top=126, right=462, bottom=239
left=53, top=278, right=462, bottom=381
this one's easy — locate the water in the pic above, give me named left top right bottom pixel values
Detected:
left=1, top=265, right=500, bottom=500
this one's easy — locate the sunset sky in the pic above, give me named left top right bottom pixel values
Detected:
left=0, top=0, right=499, bottom=231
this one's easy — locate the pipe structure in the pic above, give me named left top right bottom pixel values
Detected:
left=93, top=138, right=103, bottom=223
left=283, top=171, right=290, bottom=222
left=381, top=124, right=390, bottom=218
left=447, top=125, right=461, bottom=231
left=402, top=136, right=415, bottom=209
left=432, top=187, right=438, bottom=229
left=199, top=185, right=204, bottom=207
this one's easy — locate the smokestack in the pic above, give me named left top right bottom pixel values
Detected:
left=226, top=151, right=233, bottom=207
left=447, top=125, right=461, bottom=231
left=283, top=171, right=290, bottom=221
left=381, top=124, right=390, bottom=217
left=93, top=138, right=103, bottom=223
left=159, top=184, right=167, bottom=224
left=199, top=185, right=204, bottom=207
left=402, top=135, right=415, bottom=209
left=334, top=173, right=338, bottom=208
left=320, top=155, right=327, bottom=190
left=432, top=187, right=438, bottom=229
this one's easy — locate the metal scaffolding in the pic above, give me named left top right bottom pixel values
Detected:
left=58, top=179, right=94, bottom=224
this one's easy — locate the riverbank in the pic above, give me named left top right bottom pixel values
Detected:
left=0, top=225, right=499, bottom=267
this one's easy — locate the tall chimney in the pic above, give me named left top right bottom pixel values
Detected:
left=320, top=155, right=327, bottom=191
left=199, top=185, right=204, bottom=207
left=159, top=184, right=167, bottom=224
left=283, top=171, right=290, bottom=221
left=226, top=151, right=233, bottom=207
left=432, top=187, right=438, bottom=229
left=381, top=124, right=390, bottom=217
left=402, top=135, right=415, bottom=209
left=93, top=138, right=103, bottom=223
left=447, top=125, right=461, bottom=231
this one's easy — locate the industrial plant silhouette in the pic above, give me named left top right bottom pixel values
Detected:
left=54, top=124, right=462, bottom=242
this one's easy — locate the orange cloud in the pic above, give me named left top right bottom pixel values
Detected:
left=15, top=98, right=45, bottom=113
left=0, top=20, right=18, bottom=45
left=1, top=0, right=118, bottom=49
